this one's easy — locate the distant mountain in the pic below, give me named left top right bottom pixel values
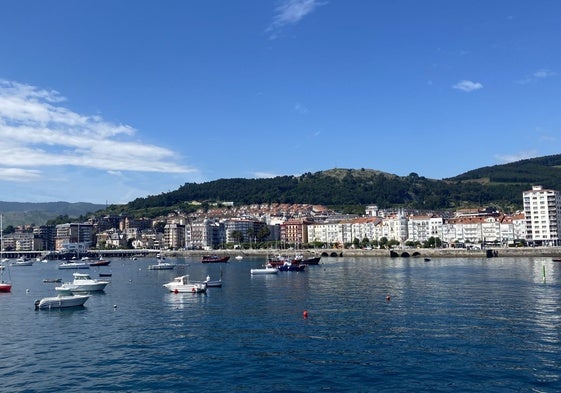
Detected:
left=0, top=202, right=105, bottom=227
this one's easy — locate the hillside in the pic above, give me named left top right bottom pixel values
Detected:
left=102, top=155, right=561, bottom=218
left=0, top=202, right=105, bottom=227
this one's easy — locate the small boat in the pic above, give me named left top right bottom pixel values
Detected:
left=424, top=257, right=431, bottom=262
left=148, top=261, right=176, bottom=270
left=204, top=274, right=223, bottom=288
left=34, top=288, right=89, bottom=310
left=552, top=258, right=561, bottom=262
left=58, top=261, right=90, bottom=270
left=56, top=272, right=110, bottom=292
left=99, top=273, right=112, bottom=277
left=43, top=278, right=62, bottom=283
left=250, top=264, right=279, bottom=275
left=278, top=262, right=306, bottom=272
left=89, top=257, right=111, bottom=267
left=11, top=257, right=34, bottom=266
left=202, top=255, right=230, bottom=263
left=163, top=275, right=207, bottom=293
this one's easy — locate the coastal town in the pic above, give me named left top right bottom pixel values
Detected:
left=2, top=185, right=560, bottom=259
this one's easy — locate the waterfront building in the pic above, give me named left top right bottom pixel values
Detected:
left=164, top=222, right=185, bottom=250
left=523, top=185, right=561, bottom=246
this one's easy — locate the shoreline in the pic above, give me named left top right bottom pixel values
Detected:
left=162, top=246, right=561, bottom=259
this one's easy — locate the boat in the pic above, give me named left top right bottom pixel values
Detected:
left=56, top=272, right=110, bottom=292
left=204, top=274, right=223, bottom=288
left=202, top=255, right=230, bottom=263
left=235, top=255, right=243, bottom=261
left=278, top=262, right=306, bottom=272
left=163, top=275, right=207, bottom=293
left=58, top=260, right=90, bottom=269
left=297, top=255, right=321, bottom=265
left=148, top=260, right=176, bottom=270
left=0, top=214, right=12, bottom=293
left=250, top=264, right=279, bottom=275
left=552, top=258, right=561, bottom=262
left=11, top=257, right=34, bottom=266
left=43, top=278, right=62, bottom=283
left=99, top=273, right=112, bottom=277
left=34, top=288, right=90, bottom=310
left=89, top=257, right=111, bottom=267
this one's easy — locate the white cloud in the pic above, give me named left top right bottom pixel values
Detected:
left=495, top=150, right=537, bottom=164
left=533, top=69, right=556, bottom=78
left=0, top=80, right=195, bottom=182
left=268, top=0, right=326, bottom=38
left=253, top=171, right=280, bottom=178
left=294, top=103, right=308, bottom=114
left=452, top=80, right=483, bottom=92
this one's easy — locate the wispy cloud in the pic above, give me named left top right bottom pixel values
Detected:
left=294, top=102, right=308, bottom=114
left=268, top=0, right=326, bottom=38
left=517, top=69, right=557, bottom=84
left=495, top=150, right=537, bottom=164
left=253, top=171, right=280, bottom=178
left=452, top=80, right=483, bottom=92
left=0, top=80, right=194, bottom=183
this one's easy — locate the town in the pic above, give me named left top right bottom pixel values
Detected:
left=1, top=185, right=560, bottom=257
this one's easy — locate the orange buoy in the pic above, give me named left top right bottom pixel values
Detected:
left=303, top=310, right=308, bottom=318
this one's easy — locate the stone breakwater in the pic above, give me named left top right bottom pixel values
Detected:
left=165, top=247, right=561, bottom=259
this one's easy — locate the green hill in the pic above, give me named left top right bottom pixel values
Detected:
left=103, top=154, right=561, bottom=218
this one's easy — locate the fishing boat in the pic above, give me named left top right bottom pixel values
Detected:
left=202, top=255, right=230, bottom=263
left=278, top=262, right=306, bottom=272
left=56, top=272, right=110, bottom=292
left=163, top=275, right=207, bottom=293
left=0, top=214, right=12, bottom=293
left=204, top=274, right=223, bottom=288
left=34, top=288, right=89, bottom=310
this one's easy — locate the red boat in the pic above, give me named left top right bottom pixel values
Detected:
left=89, top=258, right=111, bottom=267
left=202, top=255, right=230, bottom=263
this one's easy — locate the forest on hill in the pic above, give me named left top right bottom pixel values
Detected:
left=103, top=154, right=561, bottom=218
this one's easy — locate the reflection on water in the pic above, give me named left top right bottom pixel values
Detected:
left=1, top=255, right=560, bottom=392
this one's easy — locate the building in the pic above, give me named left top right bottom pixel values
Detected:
left=523, top=185, right=561, bottom=246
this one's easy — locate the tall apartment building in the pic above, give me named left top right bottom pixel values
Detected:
left=523, top=185, right=561, bottom=246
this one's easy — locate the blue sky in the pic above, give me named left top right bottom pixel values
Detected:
left=1, top=1, right=560, bottom=204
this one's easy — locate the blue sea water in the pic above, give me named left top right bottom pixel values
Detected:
left=1, top=255, right=560, bottom=392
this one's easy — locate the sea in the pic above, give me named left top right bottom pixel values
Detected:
left=1, top=255, right=560, bottom=392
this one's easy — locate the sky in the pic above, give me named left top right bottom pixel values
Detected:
left=1, top=1, right=560, bottom=204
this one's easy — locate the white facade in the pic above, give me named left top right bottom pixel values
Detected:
left=523, top=185, right=561, bottom=246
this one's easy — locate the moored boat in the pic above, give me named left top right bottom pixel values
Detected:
left=204, top=274, right=222, bottom=288
left=163, top=275, right=207, bottom=293
left=56, top=272, right=110, bottom=292
left=58, top=261, right=90, bottom=269
left=202, top=255, right=230, bottom=263
left=250, top=264, right=279, bottom=275
left=148, top=261, right=175, bottom=270
left=34, top=288, right=89, bottom=310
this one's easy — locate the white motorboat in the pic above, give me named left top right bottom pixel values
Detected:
left=235, top=255, right=243, bottom=261
left=250, top=264, right=279, bottom=275
left=58, top=261, right=90, bottom=269
left=163, top=275, right=207, bottom=293
left=56, top=272, right=110, bottom=292
left=148, top=261, right=175, bottom=270
left=35, top=289, right=90, bottom=310
left=11, top=257, right=34, bottom=266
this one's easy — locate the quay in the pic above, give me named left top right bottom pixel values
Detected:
left=3, top=246, right=561, bottom=261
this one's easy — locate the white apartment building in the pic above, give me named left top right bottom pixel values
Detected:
left=523, top=185, right=561, bottom=246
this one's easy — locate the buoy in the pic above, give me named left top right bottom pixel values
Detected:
left=26, top=289, right=30, bottom=293
left=174, top=289, right=179, bottom=294
left=113, top=304, right=117, bottom=309
left=191, top=287, right=195, bottom=293
left=302, top=310, right=308, bottom=318
left=386, top=294, right=391, bottom=301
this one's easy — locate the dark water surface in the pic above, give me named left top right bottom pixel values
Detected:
left=1, top=256, right=560, bottom=392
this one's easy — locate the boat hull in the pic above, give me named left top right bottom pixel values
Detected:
left=35, top=294, right=89, bottom=310
left=250, top=267, right=279, bottom=275
left=0, top=282, right=12, bottom=292
left=58, top=263, right=90, bottom=269
left=202, top=255, right=230, bottom=263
